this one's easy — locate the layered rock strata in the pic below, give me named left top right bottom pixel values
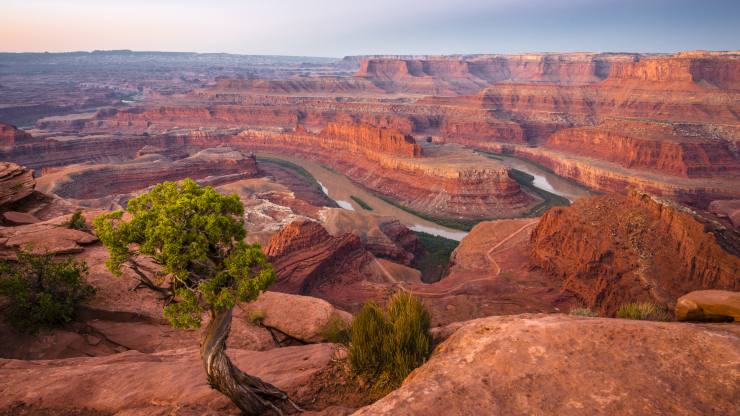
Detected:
left=0, top=162, right=35, bottom=207
left=530, top=191, right=740, bottom=315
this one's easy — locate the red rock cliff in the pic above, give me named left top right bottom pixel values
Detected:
left=530, top=191, right=740, bottom=315
left=320, top=122, right=422, bottom=158
left=0, top=123, right=35, bottom=147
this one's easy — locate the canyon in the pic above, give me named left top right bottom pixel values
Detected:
left=0, top=49, right=739, bottom=415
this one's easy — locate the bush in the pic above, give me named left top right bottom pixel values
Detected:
left=569, top=307, right=598, bottom=317
left=616, top=302, right=671, bottom=321
left=0, top=252, right=94, bottom=332
left=320, top=314, right=351, bottom=345
left=349, top=292, right=431, bottom=393
left=65, top=211, right=88, bottom=231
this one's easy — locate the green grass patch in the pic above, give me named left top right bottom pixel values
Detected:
left=256, top=156, right=324, bottom=194
left=413, top=231, right=459, bottom=283
left=569, top=307, right=598, bottom=317
left=616, top=302, right=671, bottom=321
left=350, top=195, right=373, bottom=211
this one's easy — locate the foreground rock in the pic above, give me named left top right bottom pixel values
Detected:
left=0, top=212, right=98, bottom=257
left=0, top=344, right=340, bottom=415
left=353, top=314, right=740, bottom=416
left=0, top=162, right=34, bottom=207
left=676, top=290, right=740, bottom=322
left=243, top=291, right=352, bottom=343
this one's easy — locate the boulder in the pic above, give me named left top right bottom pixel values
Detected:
left=243, top=291, right=352, bottom=343
left=0, top=162, right=34, bottom=207
left=676, top=290, right=740, bottom=322
left=1, top=211, right=39, bottom=225
left=0, top=213, right=97, bottom=256
left=353, top=314, right=740, bottom=416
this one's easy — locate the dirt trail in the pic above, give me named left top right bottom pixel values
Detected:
left=379, top=219, right=538, bottom=297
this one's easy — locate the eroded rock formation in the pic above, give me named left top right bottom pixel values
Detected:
left=0, top=162, right=35, bottom=207
left=530, top=191, right=740, bottom=315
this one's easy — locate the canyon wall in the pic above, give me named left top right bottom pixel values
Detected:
left=0, top=123, right=36, bottom=147
left=530, top=191, right=740, bottom=315
left=545, top=121, right=740, bottom=177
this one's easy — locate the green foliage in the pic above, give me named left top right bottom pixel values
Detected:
left=350, top=196, right=373, bottom=211
left=320, top=314, right=351, bottom=345
left=616, top=302, right=671, bottom=321
left=0, top=252, right=94, bottom=332
left=93, top=179, right=275, bottom=329
left=349, top=292, right=431, bottom=393
left=569, top=307, right=598, bottom=317
left=65, top=210, right=88, bottom=231
left=413, top=232, right=458, bottom=283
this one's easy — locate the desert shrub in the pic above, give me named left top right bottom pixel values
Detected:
left=349, top=292, right=431, bottom=392
left=320, top=313, right=351, bottom=345
left=569, top=307, right=598, bottom=317
left=65, top=211, right=88, bottom=231
left=0, top=252, right=94, bottom=332
left=616, top=302, right=671, bottom=321
left=249, top=308, right=266, bottom=325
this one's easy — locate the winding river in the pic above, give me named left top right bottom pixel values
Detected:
left=257, top=152, right=592, bottom=241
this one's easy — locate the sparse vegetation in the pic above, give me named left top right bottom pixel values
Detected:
left=350, top=195, right=373, bottom=211
left=616, top=302, right=671, bottom=321
left=0, top=251, right=94, bottom=332
left=64, top=210, right=89, bottom=231
left=320, top=314, right=351, bottom=345
left=569, top=307, right=598, bottom=317
left=349, top=292, right=431, bottom=393
left=413, top=231, right=458, bottom=282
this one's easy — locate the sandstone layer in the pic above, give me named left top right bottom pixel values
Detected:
left=530, top=191, right=740, bottom=315
left=0, top=162, right=35, bottom=208
left=353, top=314, right=740, bottom=416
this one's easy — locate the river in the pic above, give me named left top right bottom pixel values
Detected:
left=257, top=152, right=592, bottom=241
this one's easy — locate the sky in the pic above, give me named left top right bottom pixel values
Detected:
left=1, top=0, right=738, bottom=57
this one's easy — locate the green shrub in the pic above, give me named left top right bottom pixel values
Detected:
left=569, top=307, right=598, bottom=317
left=0, top=252, right=94, bottom=332
left=349, top=292, right=431, bottom=393
left=65, top=211, right=88, bottom=231
left=616, top=302, right=671, bottom=321
left=320, top=314, right=351, bottom=345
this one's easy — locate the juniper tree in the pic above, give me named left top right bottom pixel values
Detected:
left=94, top=179, right=298, bottom=415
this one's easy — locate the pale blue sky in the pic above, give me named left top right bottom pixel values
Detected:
left=1, top=0, right=738, bottom=56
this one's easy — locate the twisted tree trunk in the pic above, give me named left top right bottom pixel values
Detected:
left=201, top=308, right=302, bottom=415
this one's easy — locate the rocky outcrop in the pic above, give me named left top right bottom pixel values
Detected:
left=530, top=191, right=740, bottom=315
left=265, top=220, right=375, bottom=295
left=0, top=162, right=35, bottom=207
left=353, top=314, right=740, bottom=416
left=545, top=121, right=740, bottom=177
left=35, top=147, right=259, bottom=199
left=0, top=123, right=35, bottom=147
left=675, top=290, right=740, bottom=322
left=0, top=211, right=98, bottom=257
left=243, top=291, right=352, bottom=343
left=0, top=344, right=341, bottom=415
